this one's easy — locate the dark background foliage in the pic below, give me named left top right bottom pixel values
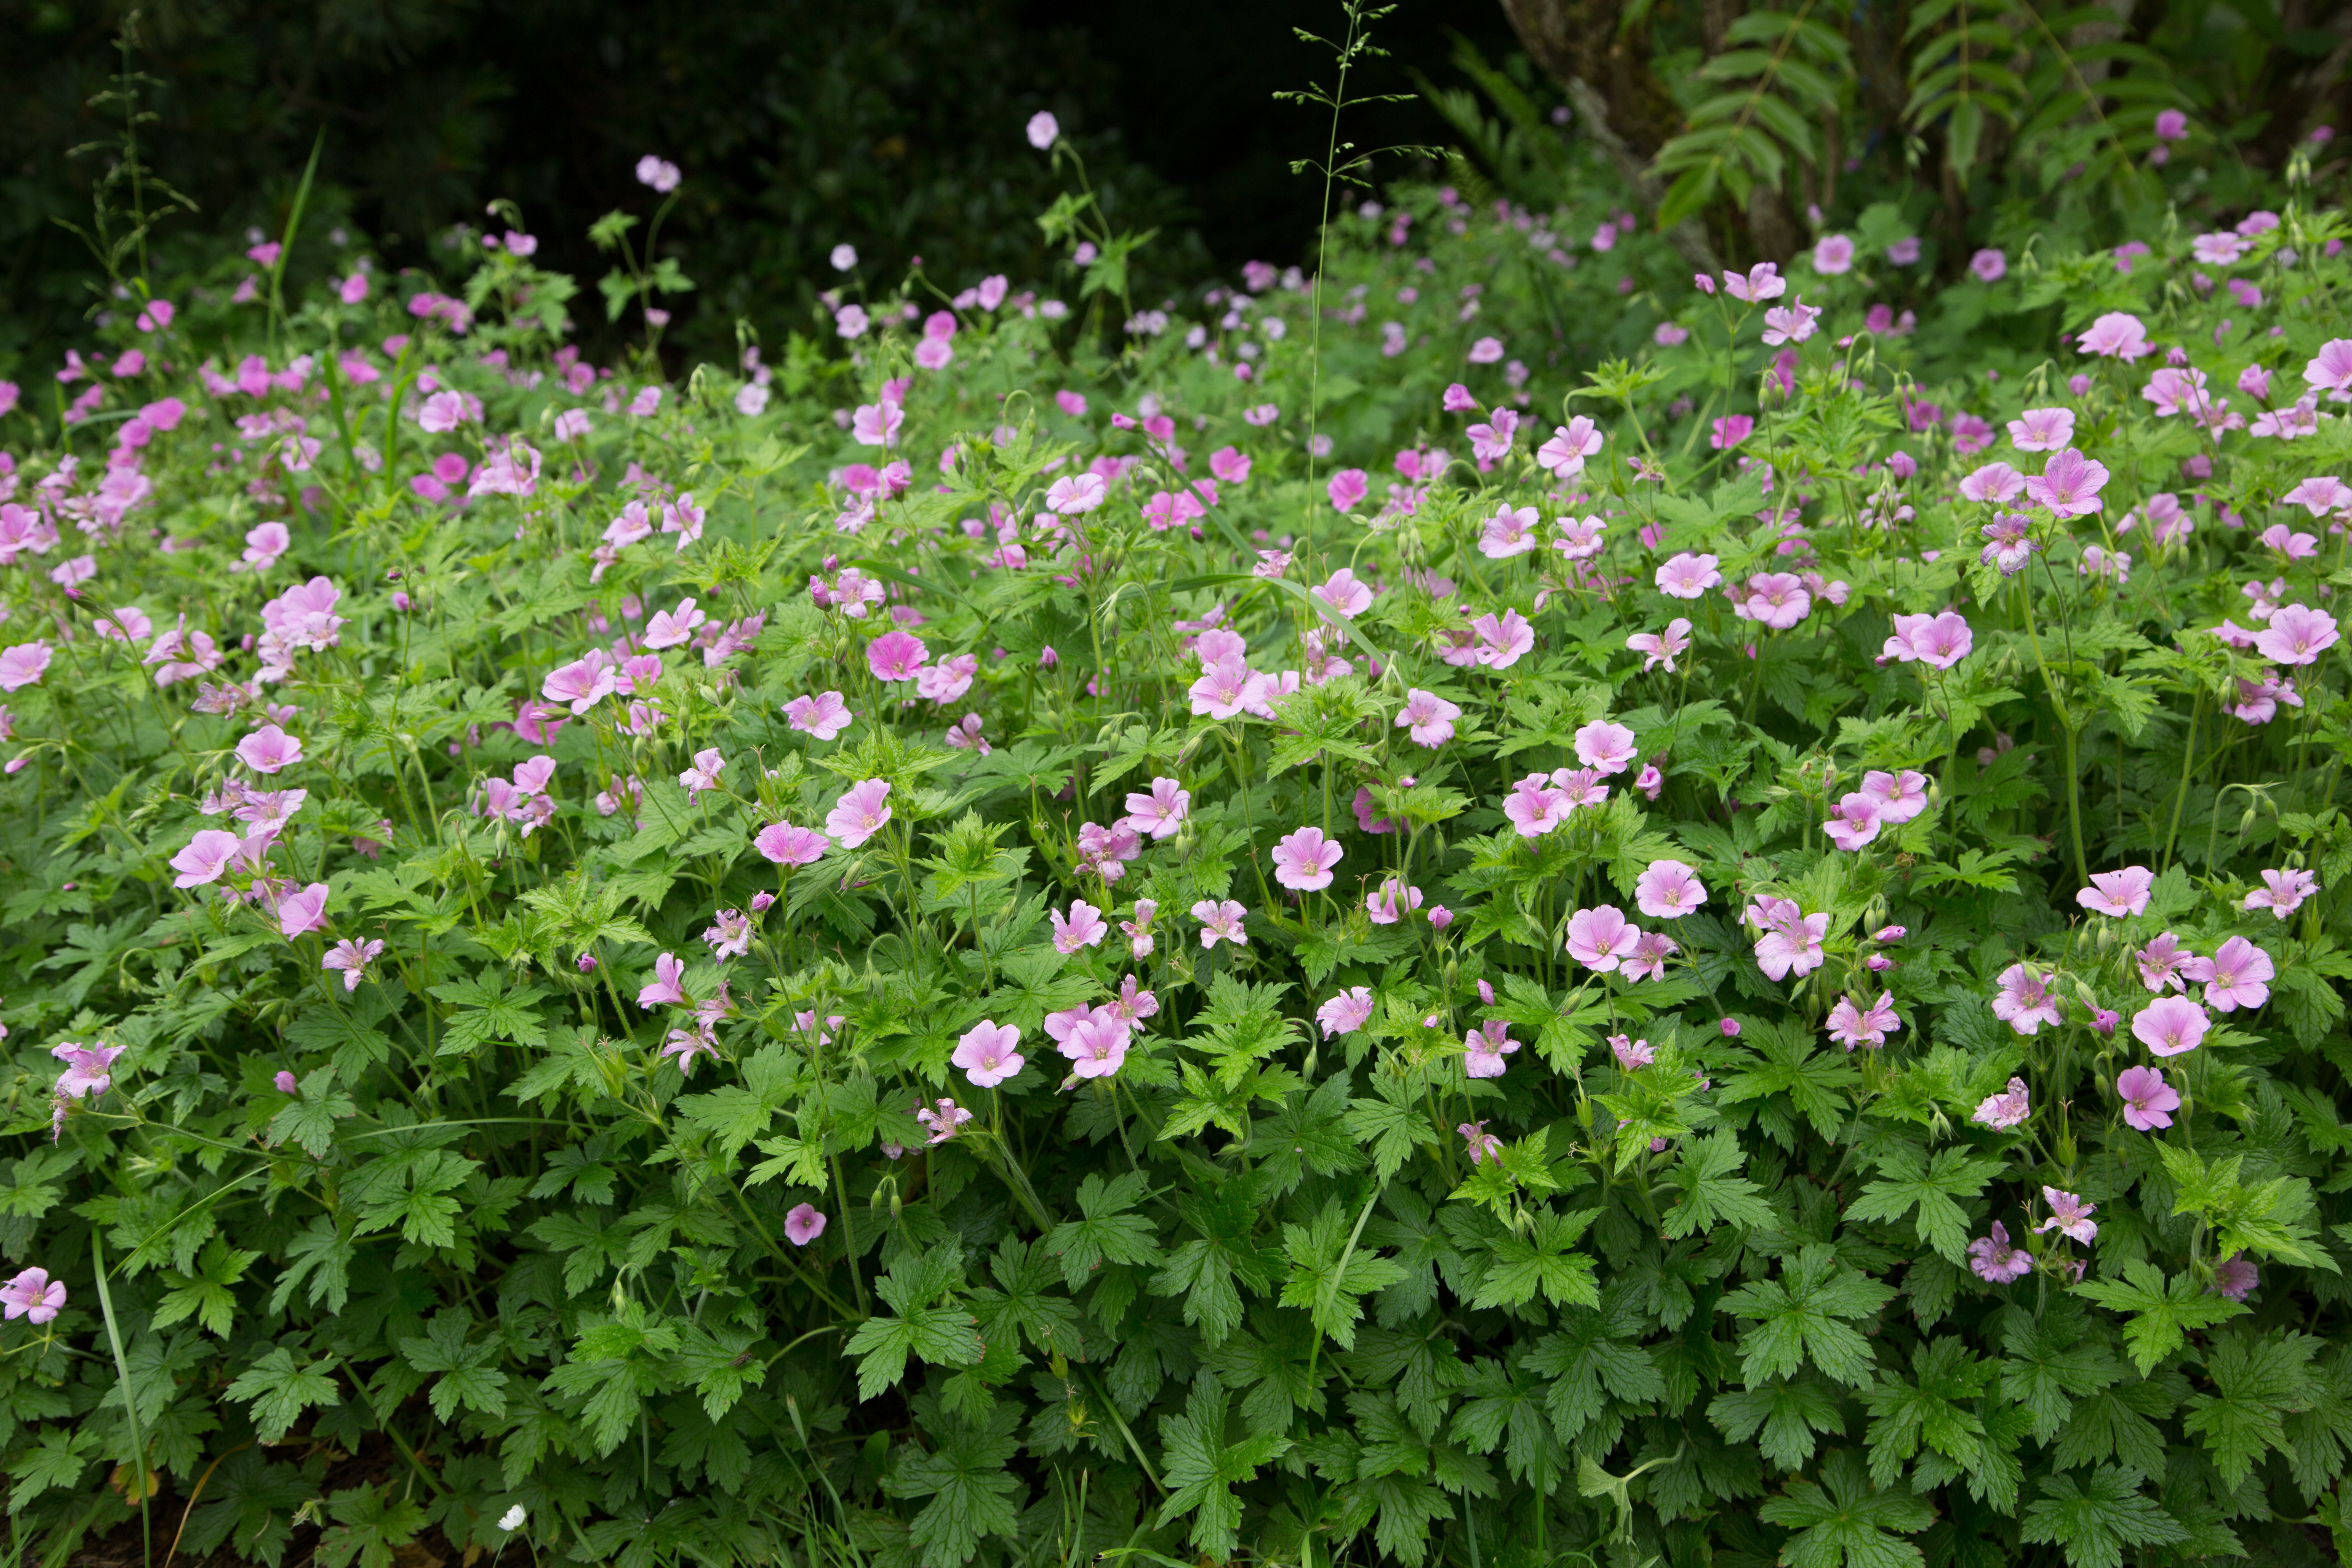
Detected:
left=0, top=0, right=1522, bottom=370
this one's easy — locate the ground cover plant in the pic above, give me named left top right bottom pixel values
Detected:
left=7, top=42, right=2352, bottom=1568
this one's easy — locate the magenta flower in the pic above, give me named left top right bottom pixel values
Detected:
left=1972, top=1076, right=2031, bottom=1129
left=2117, top=1065, right=2180, bottom=1131
left=867, top=629, right=929, bottom=682
left=1710, top=415, right=1755, bottom=450
left=753, top=820, right=828, bottom=866
left=1572, top=720, right=1637, bottom=775
left=1565, top=905, right=1641, bottom=972
left=1970, top=248, right=2007, bottom=282
left=784, top=1204, right=827, bottom=1246
left=1272, top=826, right=1342, bottom=891
left=1633, top=860, right=1706, bottom=920
left=1655, top=552, right=1722, bottom=599
left=1396, top=688, right=1461, bottom=748
left=1192, top=898, right=1247, bottom=948
left=0, top=1268, right=65, bottom=1325
left=826, top=780, right=893, bottom=847
left=2132, top=995, right=2210, bottom=1057
left=2183, top=936, right=2272, bottom=1012
left=1958, top=461, right=2027, bottom=505
left=1051, top=900, right=1109, bottom=953
left=1982, top=516, right=2038, bottom=576
left=2076, top=865, right=2155, bottom=918
left=1458, top=1121, right=1504, bottom=1163
left=1884, top=611, right=1973, bottom=668
left=321, top=938, right=385, bottom=991
left=2034, top=1195, right=2100, bottom=1254
left=1471, top=608, right=1534, bottom=668
left=171, top=828, right=245, bottom=888
left=1969, top=1223, right=2032, bottom=1283
left=1825, top=991, right=1900, bottom=1050
left=1326, top=468, right=1370, bottom=511
left=2254, top=604, right=2339, bottom=666
left=851, top=401, right=903, bottom=448
left=2025, top=447, right=2109, bottom=517
left=953, top=1021, right=1025, bottom=1088
left=2243, top=867, right=2318, bottom=918
left=633, top=951, right=683, bottom=1011
left=1122, top=776, right=1191, bottom=838
left=1992, top=963, right=2062, bottom=1034
left=1812, top=234, right=1854, bottom=274
left=2007, top=407, right=2076, bottom=452
left=1318, top=987, right=1375, bottom=1038
left=784, top=691, right=853, bottom=741
left=1046, top=472, right=1108, bottom=514
left=236, top=724, right=304, bottom=775
left=1462, top=1021, right=1519, bottom=1078
left=1822, top=794, right=1882, bottom=853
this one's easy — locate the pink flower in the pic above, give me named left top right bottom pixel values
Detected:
left=1564, top=905, right=1640, bottom=972
left=1479, top=503, right=1540, bottom=558
left=867, top=629, right=929, bottom=681
left=1121, top=900, right=1158, bottom=959
left=825, top=780, right=893, bottom=847
left=753, top=820, right=828, bottom=867
left=236, top=724, right=304, bottom=775
left=851, top=401, right=903, bottom=448
left=321, top=938, right=385, bottom=991
left=1365, top=879, right=1424, bottom=925
left=1968, top=1223, right=2031, bottom=1283
left=1812, top=235, right=1855, bottom=274
left=1633, top=860, right=1706, bottom=922
left=1027, top=111, right=1060, bottom=149
left=954, top=1020, right=1025, bottom=1087
left=2076, top=865, right=2155, bottom=918
left=915, top=653, right=978, bottom=705
left=1751, top=899, right=1829, bottom=980
left=2243, top=867, right=2318, bottom=918
left=1462, top=1020, right=1519, bottom=1078
left=1313, top=568, right=1374, bottom=618
left=1973, top=1076, right=2031, bottom=1129
left=1471, top=608, right=1533, bottom=668
left=1621, top=931, right=1679, bottom=981
left=1327, top=468, right=1370, bottom=510
left=1710, top=415, right=1755, bottom=449
left=2078, top=312, right=2153, bottom=360
left=2025, top=447, right=2109, bottom=517
left=2211, top=1254, right=2259, bottom=1301
left=2133, top=995, right=2210, bottom=1057
left=2007, top=407, right=2076, bottom=452
left=2037, top=1187, right=2098, bottom=1245
left=1123, top=777, right=1192, bottom=838
left=1655, top=553, right=1722, bottom=599
left=1192, top=898, right=1247, bottom=947
left=1992, top=963, right=2061, bottom=1033
left=0, top=643, right=52, bottom=693
left=171, top=829, right=245, bottom=887
left=1722, top=263, right=1786, bottom=303
left=543, top=654, right=617, bottom=714
left=2281, top=476, right=2352, bottom=516
left=1059, top=1016, right=1131, bottom=1080
left=1395, top=688, right=1461, bottom=748
left=1959, top=461, right=2027, bottom=504
left=1318, top=987, right=1375, bottom=1038
left=784, top=691, right=853, bottom=741
left=1458, top=1121, right=1503, bottom=1163
left=2135, top=933, right=2194, bottom=993
left=1822, top=794, right=1882, bottom=852
left=1046, top=472, right=1108, bottom=514
left=1610, top=1034, right=1655, bottom=1070
left=276, top=881, right=331, bottom=939
left=916, top=1098, right=973, bottom=1143
left=1737, top=572, right=1811, bottom=629
left=2303, top=339, right=2352, bottom=401
left=2254, top=604, right=2339, bottom=666
left=1572, top=720, right=1637, bottom=775
left=784, top=1205, right=827, bottom=1246
left=637, top=952, right=690, bottom=1009
left=643, top=597, right=707, bottom=649
left=1627, top=619, right=1693, bottom=672
left=1760, top=298, right=1820, bottom=346
left=1970, top=249, right=2008, bottom=282
left=1051, top=900, right=1109, bottom=953
left=2183, top=935, right=2272, bottom=1012
left=1824, top=991, right=1900, bottom=1050
left=1883, top=611, right=1973, bottom=669
left=1536, top=417, right=1604, bottom=478
left=1503, top=773, right=1570, bottom=836
left=678, top=748, right=727, bottom=800
left=1272, top=826, right=1342, bottom=891
left=0, top=1268, right=65, bottom=1325
left=51, top=1041, right=124, bottom=1105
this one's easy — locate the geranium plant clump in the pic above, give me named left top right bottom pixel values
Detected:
left=4, top=107, right=2352, bottom=1568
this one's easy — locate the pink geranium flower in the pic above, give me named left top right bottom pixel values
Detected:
left=2118, top=1066, right=2180, bottom=1131
left=1573, top=720, right=1637, bottom=774
left=1536, top=416, right=1604, bottom=478
left=1992, top=963, right=2061, bottom=1033
left=1123, top=776, right=1192, bottom=838
left=1318, top=987, right=1375, bottom=1038
left=1627, top=618, right=1693, bottom=672
left=1564, top=905, right=1641, bottom=971
left=321, top=938, right=385, bottom=991
left=1655, top=553, right=1722, bottom=598
left=236, top=724, right=304, bottom=774
left=2243, top=867, right=2317, bottom=918
left=1313, top=568, right=1374, bottom=618
left=1471, top=609, right=1534, bottom=668
left=1396, top=688, right=1461, bottom=747
left=826, top=780, right=893, bottom=847
left=2183, top=935, right=2272, bottom=1012
left=276, top=881, right=331, bottom=939
left=953, top=1021, right=1025, bottom=1087
left=1462, top=1020, right=1519, bottom=1078
left=1634, top=860, right=1706, bottom=920
left=784, top=691, right=853, bottom=740
left=171, top=829, right=245, bottom=888
left=2076, top=865, right=2155, bottom=918
left=1822, top=794, right=1882, bottom=852
left=1959, top=462, right=2027, bottom=504
left=1272, top=826, right=1342, bottom=891
left=1969, top=1223, right=2031, bottom=1283
left=2007, top=407, right=2076, bottom=452
left=1972, top=1076, right=2031, bottom=1129
left=2132, top=995, right=2210, bottom=1057
left=1051, top=900, right=1109, bottom=953
left=754, top=820, right=829, bottom=866
left=1192, top=899, right=1247, bottom=947
left=2025, top=447, right=2109, bottom=517
left=2135, top=932, right=2194, bottom=992
left=784, top=1205, right=827, bottom=1246
left=2037, top=1187, right=2098, bottom=1245
left=1824, top=991, right=1900, bottom=1050
left=867, top=629, right=929, bottom=681
left=2254, top=605, right=2339, bottom=666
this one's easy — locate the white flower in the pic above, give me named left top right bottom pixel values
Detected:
left=497, top=1506, right=527, bottom=1533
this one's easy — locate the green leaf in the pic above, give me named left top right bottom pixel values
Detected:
left=1846, top=1145, right=2003, bottom=1263
left=223, top=1347, right=342, bottom=1443
left=1154, top=1372, right=1292, bottom=1560
left=1466, top=1207, right=1599, bottom=1311
left=2180, top=1328, right=2316, bottom=1490
left=1662, top=1129, right=1775, bottom=1237
left=845, top=1243, right=982, bottom=1400
left=396, top=1307, right=510, bottom=1421
left=1279, top=1195, right=1405, bottom=1350
left=1045, top=1171, right=1163, bottom=1290
left=2018, top=1465, right=2189, bottom=1568
left=1718, top=1243, right=1894, bottom=1390
left=1756, top=1448, right=1935, bottom=1568
left=2072, top=1259, right=2248, bottom=1374
left=884, top=1400, right=1025, bottom=1568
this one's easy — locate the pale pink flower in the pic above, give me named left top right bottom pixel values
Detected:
left=171, top=829, right=245, bottom=887
left=1046, top=472, right=1108, bottom=514
left=1621, top=931, right=1679, bottom=982
left=1550, top=514, right=1606, bottom=560
left=1655, top=553, right=1722, bottom=599
left=1860, top=770, right=1929, bottom=824
left=1992, top=963, right=2061, bottom=1033
left=643, top=598, right=706, bottom=650
left=1969, top=1223, right=2031, bottom=1283
left=236, top=724, right=304, bottom=775
left=2133, top=995, right=2209, bottom=1057
left=1313, top=568, right=1374, bottom=618
left=851, top=401, right=903, bottom=448
left=1610, top=1034, right=1655, bottom=1070
left=1123, top=777, right=1192, bottom=838
left=954, top=1021, right=1025, bottom=1087
left=1193, top=898, right=1247, bottom=947
left=1571, top=719, right=1637, bottom=775
left=677, top=748, right=726, bottom=800
left=321, top=938, right=385, bottom=991
left=1822, top=794, right=1882, bottom=852
left=1972, top=1076, right=2031, bottom=1129
left=1051, top=900, right=1109, bottom=953
left=1760, top=297, right=1820, bottom=345
left=1318, top=987, right=1375, bottom=1038
left=1825, top=991, right=1900, bottom=1049
left=753, top=820, right=828, bottom=866
left=51, top=1041, right=124, bottom=1104
left=1396, top=688, right=1461, bottom=747
left=1327, top=468, right=1370, bottom=510
left=2254, top=604, right=2339, bottom=666
left=1564, top=905, right=1641, bottom=972
left=2281, top=476, right=2352, bottom=516
left=2076, top=865, right=2155, bottom=918
left=784, top=1205, right=827, bottom=1246
left=1958, top=461, right=2027, bottom=504
left=2025, top=447, right=2109, bottom=517
left=1635, top=860, right=1706, bottom=919
left=1458, top=1121, right=1503, bottom=1163
left=1471, top=608, right=1533, bottom=668
left=2243, top=867, right=2317, bottom=918
left=276, top=881, right=331, bottom=938
left=2301, top=339, right=2352, bottom=401
left=2078, top=312, right=2152, bottom=360
left=2007, top=407, right=2076, bottom=452
left=1752, top=901, right=1829, bottom=981
left=0, top=1268, right=66, bottom=1324
left=784, top=691, right=853, bottom=741
left=543, top=654, right=617, bottom=714
left=2183, top=936, right=2272, bottom=1012
left=1536, top=416, right=1604, bottom=478
left=1479, top=504, right=1540, bottom=558
left=1503, top=773, right=1570, bottom=837
left=826, top=780, right=893, bottom=847
left=1365, top=879, right=1423, bottom=925
left=1737, top=572, right=1811, bottom=629
left=1462, top=1021, right=1519, bottom=1078
left=916, top=1098, right=973, bottom=1143
left=867, top=629, right=929, bottom=681
left=1272, top=826, right=1342, bottom=891
left=1722, top=263, right=1786, bottom=303
left=2036, top=1188, right=2098, bottom=1245
left=1121, top=900, right=1158, bottom=960
left=1884, top=611, right=1973, bottom=668
left=635, top=955, right=684, bottom=1009
left=1812, top=234, right=1855, bottom=274
left=1059, top=1016, right=1131, bottom=1080
left=1627, top=619, right=1693, bottom=672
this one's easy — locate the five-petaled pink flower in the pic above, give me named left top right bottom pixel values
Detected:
left=1051, top=900, right=1109, bottom=953
left=171, top=829, right=245, bottom=887
left=954, top=1021, right=1026, bottom=1087
left=1969, top=1224, right=2030, bottom=1283
left=784, top=1205, right=828, bottom=1246
left=237, top=724, right=304, bottom=775
left=2007, top=407, right=2076, bottom=452
left=826, top=780, right=893, bottom=847
left=867, top=629, right=929, bottom=681
left=0, top=1268, right=65, bottom=1324
left=2254, top=605, right=2339, bottom=666
left=2183, top=936, right=2272, bottom=1012
left=1824, top=991, right=1900, bottom=1050
left=754, top=820, right=829, bottom=867
left=2243, top=867, right=2317, bottom=918
left=1462, top=1020, right=1519, bottom=1078
left=638, top=952, right=688, bottom=1009
left=2037, top=1187, right=2098, bottom=1245
left=2025, top=447, right=2109, bottom=517
left=1193, top=899, right=1247, bottom=947
left=1313, top=568, right=1373, bottom=618
left=1396, top=688, right=1461, bottom=747
left=2132, top=995, right=2209, bottom=1057
left=1992, top=963, right=2061, bottom=1033
left=1655, top=553, right=1722, bottom=599
left=1123, top=777, right=1192, bottom=838
left=2117, top=1065, right=2179, bottom=1131
left=1573, top=720, right=1637, bottom=775
left=1627, top=619, right=1693, bottom=672
left=1271, top=826, right=1343, bottom=891
left=1751, top=898, right=1829, bottom=980
left=2076, top=865, right=2155, bottom=918
left=1458, top=1121, right=1503, bottom=1163
left=0, top=643, right=51, bottom=693
left=322, top=938, right=385, bottom=991
left=1318, top=987, right=1374, bottom=1038
left=1635, top=860, right=1706, bottom=919
left=784, top=691, right=853, bottom=740
left=1565, top=905, right=1641, bottom=971
left=1973, top=1076, right=2031, bottom=1129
